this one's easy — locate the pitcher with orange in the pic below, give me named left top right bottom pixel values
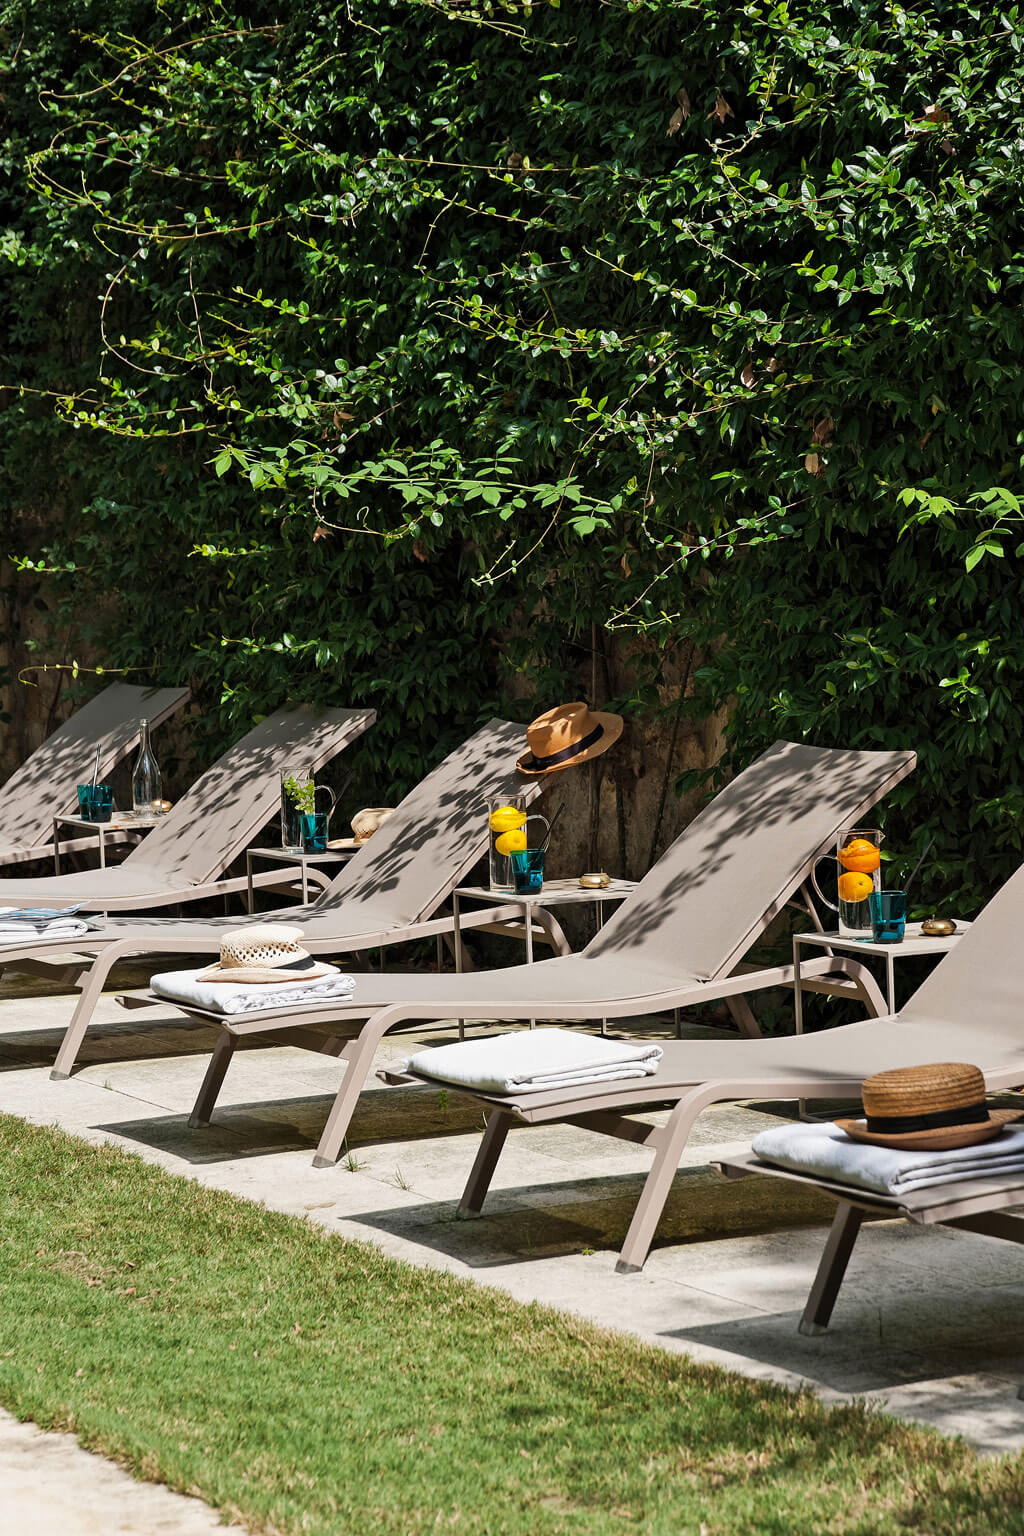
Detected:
left=813, top=827, right=884, bottom=938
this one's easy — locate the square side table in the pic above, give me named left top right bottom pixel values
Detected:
left=793, top=918, right=971, bottom=1031
left=51, top=810, right=163, bottom=873
left=245, top=844, right=356, bottom=910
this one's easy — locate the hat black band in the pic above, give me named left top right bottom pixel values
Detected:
left=522, top=723, right=604, bottom=772
left=865, top=1100, right=988, bottom=1134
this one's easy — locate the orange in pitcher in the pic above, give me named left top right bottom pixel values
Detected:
left=838, top=837, right=881, bottom=875
left=838, top=871, right=874, bottom=903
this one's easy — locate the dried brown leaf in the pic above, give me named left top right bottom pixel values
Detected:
left=708, top=92, right=734, bottom=125
left=804, top=452, right=823, bottom=477
left=812, top=416, right=834, bottom=445
left=412, top=538, right=428, bottom=563
left=667, top=87, right=691, bottom=136
left=740, top=363, right=755, bottom=388
left=332, top=408, right=354, bottom=428
left=312, top=524, right=330, bottom=542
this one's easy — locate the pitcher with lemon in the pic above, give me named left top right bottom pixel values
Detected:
left=487, top=797, right=549, bottom=893
left=813, top=827, right=884, bottom=938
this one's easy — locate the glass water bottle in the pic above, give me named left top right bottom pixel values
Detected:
left=131, top=718, right=163, bottom=813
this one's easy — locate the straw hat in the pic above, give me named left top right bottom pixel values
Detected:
left=351, top=807, right=394, bottom=844
left=517, top=701, right=623, bottom=777
left=197, top=924, right=335, bottom=986
left=835, top=1062, right=1023, bottom=1151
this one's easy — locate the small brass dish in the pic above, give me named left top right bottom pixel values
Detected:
left=579, top=871, right=610, bottom=890
left=921, top=916, right=957, bottom=937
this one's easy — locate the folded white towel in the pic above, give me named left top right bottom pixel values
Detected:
left=0, top=918, right=90, bottom=942
left=398, top=1027, right=663, bottom=1095
left=151, top=965, right=356, bottom=1017
left=752, top=1120, right=1024, bottom=1197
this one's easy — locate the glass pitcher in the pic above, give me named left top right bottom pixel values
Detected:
left=486, top=796, right=549, bottom=893
left=281, top=770, right=337, bottom=852
left=812, top=827, right=884, bottom=938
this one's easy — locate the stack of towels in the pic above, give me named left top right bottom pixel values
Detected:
left=397, top=1027, right=663, bottom=1094
left=151, top=965, right=356, bottom=1016
left=751, top=1120, right=1024, bottom=1197
left=0, top=906, right=91, bottom=943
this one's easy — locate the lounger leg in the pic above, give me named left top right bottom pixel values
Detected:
left=51, top=947, right=124, bottom=1079
left=616, top=1085, right=714, bottom=1274
left=311, top=1023, right=389, bottom=1168
left=798, top=1201, right=864, bottom=1336
left=457, top=1109, right=515, bottom=1219
left=725, top=996, right=762, bottom=1039
left=188, top=1031, right=238, bottom=1127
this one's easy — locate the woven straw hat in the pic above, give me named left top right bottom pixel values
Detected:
left=517, top=701, right=623, bottom=777
left=835, top=1062, right=1023, bottom=1151
left=351, top=807, right=394, bottom=844
left=197, top=923, right=334, bottom=986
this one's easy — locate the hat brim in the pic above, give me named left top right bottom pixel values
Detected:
left=197, top=955, right=335, bottom=986
left=516, top=711, right=624, bottom=777
left=834, top=1106, right=1023, bottom=1151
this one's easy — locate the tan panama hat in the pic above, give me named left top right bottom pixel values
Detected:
left=197, top=923, right=334, bottom=986
left=836, top=1062, right=1023, bottom=1151
left=517, top=701, right=623, bottom=777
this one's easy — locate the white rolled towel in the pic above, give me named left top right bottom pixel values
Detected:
left=397, top=1027, right=663, bottom=1095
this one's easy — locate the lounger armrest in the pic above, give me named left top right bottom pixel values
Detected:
left=0, top=831, right=138, bottom=866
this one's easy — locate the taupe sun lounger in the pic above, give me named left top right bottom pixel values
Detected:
left=133, top=740, right=914, bottom=1184
left=5, top=719, right=546, bottom=1078
left=0, top=703, right=372, bottom=921
left=390, top=853, right=1024, bottom=1275
left=0, top=681, right=189, bottom=868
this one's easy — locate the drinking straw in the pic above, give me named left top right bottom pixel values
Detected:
left=90, top=746, right=100, bottom=789
left=901, top=835, right=935, bottom=897
left=537, top=801, right=564, bottom=853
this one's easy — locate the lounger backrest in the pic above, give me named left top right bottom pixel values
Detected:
left=898, top=860, right=1024, bottom=1035
left=0, top=682, right=190, bottom=850
left=124, top=704, right=375, bottom=885
left=585, top=740, right=916, bottom=981
left=308, top=719, right=539, bottom=927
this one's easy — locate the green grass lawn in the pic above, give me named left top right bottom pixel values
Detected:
left=1, top=1114, right=1022, bottom=1535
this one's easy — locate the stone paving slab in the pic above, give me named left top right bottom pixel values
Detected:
left=0, top=982, right=1022, bottom=1459
left=0, top=1407, right=243, bottom=1534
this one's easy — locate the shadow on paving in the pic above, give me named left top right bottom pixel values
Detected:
left=0, top=1017, right=220, bottom=1072
left=668, top=1304, right=1024, bottom=1395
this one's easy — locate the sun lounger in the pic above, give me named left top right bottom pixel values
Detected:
left=0, top=681, right=189, bottom=867
left=386, top=849, right=1024, bottom=1273
left=1, top=719, right=548, bottom=1077
left=0, top=703, right=373, bottom=919
left=129, top=739, right=914, bottom=1183
left=714, top=1149, right=1024, bottom=1364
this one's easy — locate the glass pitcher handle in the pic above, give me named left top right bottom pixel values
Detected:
left=314, top=785, right=337, bottom=822
left=809, top=855, right=840, bottom=913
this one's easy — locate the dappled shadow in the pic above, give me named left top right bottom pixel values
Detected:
left=302, top=718, right=539, bottom=932
left=586, top=740, right=914, bottom=983
left=0, top=684, right=188, bottom=852
left=0, top=1016, right=219, bottom=1072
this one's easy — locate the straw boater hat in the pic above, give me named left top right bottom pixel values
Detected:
left=517, top=701, right=623, bottom=777
left=835, top=1062, right=1023, bottom=1151
left=197, top=924, right=334, bottom=986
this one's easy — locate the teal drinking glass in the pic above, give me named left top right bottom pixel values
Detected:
left=300, top=811, right=329, bottom=854
left=869, top=890, right=906, bottom=944
left=510, top=847, right=545, bottom=895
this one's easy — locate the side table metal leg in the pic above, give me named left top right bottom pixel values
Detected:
left=794, top=937, right=809, bottom=1118
left=886, top=952, right=896, bottom=1015
left=98, top=829, right=107, bottom=870
left=246, top=856, right=255, bottom=915
left=301, top=862, right=309, bottom=905
left=453, top=893, right=465, bottom=1041
left=52, top=818, right=61, bottom=875
left=596, top=898, right=608, bottom=1035
left=524, top=900, right=535, bottom=1029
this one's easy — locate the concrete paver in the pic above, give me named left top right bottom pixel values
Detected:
left=0, top=973, right=1022, bottom=1474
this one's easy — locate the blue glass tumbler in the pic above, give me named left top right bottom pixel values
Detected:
left=510, top=847, right=545, bottom=895
left=869, top=890, right=906, bottom=944
left=300, top=811, right=329, bottom=854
